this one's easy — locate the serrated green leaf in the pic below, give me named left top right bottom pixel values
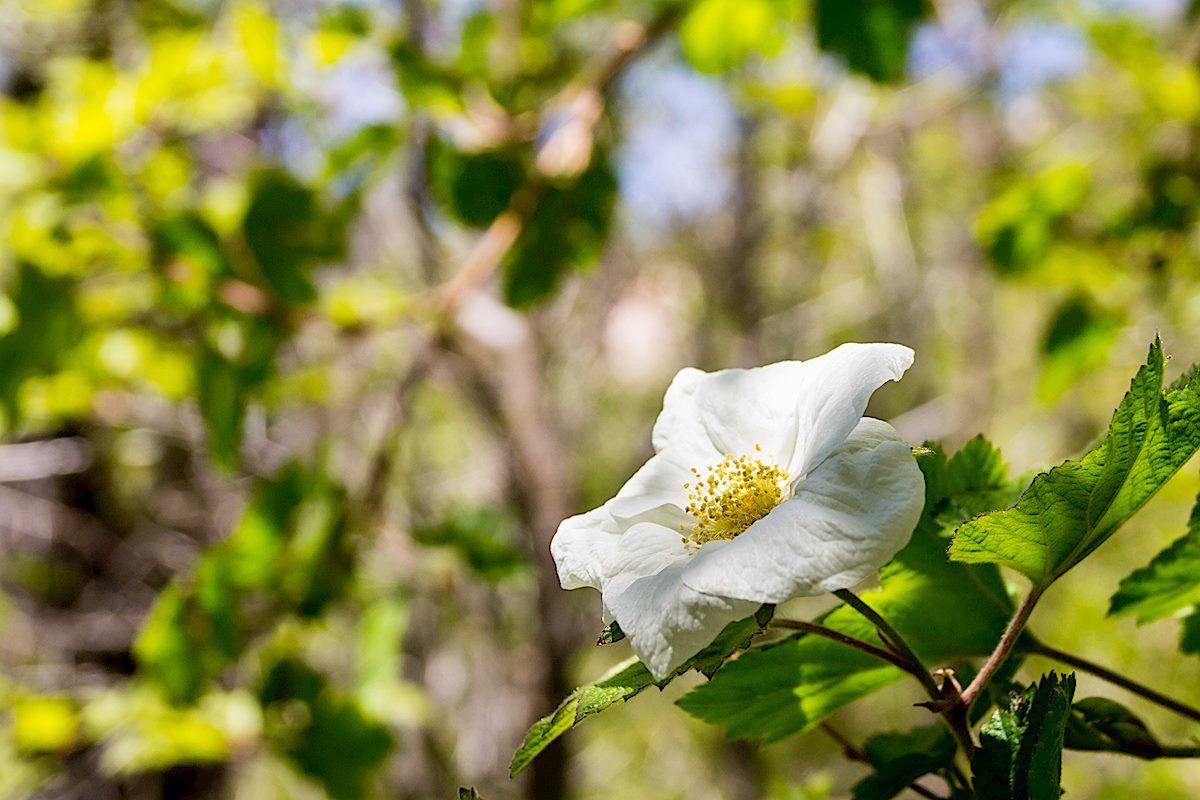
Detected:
left=676, top=439, right=1015, bottom=742
left=973, top=673, right=1076, bottom=800
left=1063, top=696, right=1163, bottom=758
left=851, top=724, right=956, bottom=800
left=814, top=0, right=929, bottom=83
left=699, top=653, right=903, bottom=745
left=951, top=337, right=1200, bottom=589
left=1110, top=489, right=1200, bottom=624
left=509, top=608, right=770, bottom=777
left=509, top=657, right=651, bottom=778
left=597, top=620, right=625, bottom=645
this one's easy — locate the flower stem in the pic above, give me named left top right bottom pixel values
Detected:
left=831, top=589, right=981, bottom=764
left=1158, top=746, right=1200, bottom=758
left=1029, top=639, right=1200, bottom=725
left=833, top=589, right=942, bottom=699
left=770, top=619, right=914, bottom=672
left=960, top=586, right=1042, bottom=708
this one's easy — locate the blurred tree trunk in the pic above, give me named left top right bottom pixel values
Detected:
left=456, top=313, right=580, bottom=800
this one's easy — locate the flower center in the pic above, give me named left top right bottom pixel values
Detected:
left=682, top=446, right=789, bottom=547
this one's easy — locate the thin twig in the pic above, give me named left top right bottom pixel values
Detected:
left=770, top=618, right=915, bottom=672
left=1159, top=746, right=1200, bottom=758
left=834, top=589, right=976, bottom=763
left=961, top=587, right=1042, bottom=708
left=435, top=2, right=685, bottom=313
left=833, top=589, right=942, bottom=699
left=1029, top=639, right=1200, bottom=725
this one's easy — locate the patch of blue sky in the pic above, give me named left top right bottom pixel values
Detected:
left=909, top=16, right=1090, bottom=100
left=997, top=22, right=1090, bottom=98
left=907, top=17, right=987, bottom=84
left=318, top=54, right=404, bottom=141
left=616, top=59, right=736, bottom=242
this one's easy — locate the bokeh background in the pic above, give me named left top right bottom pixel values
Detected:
left=2, top=0, right=1200, bottom=797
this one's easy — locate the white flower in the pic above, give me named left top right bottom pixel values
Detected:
left=551, top=343, right=925, bottom=680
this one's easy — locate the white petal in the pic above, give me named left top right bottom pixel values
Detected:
left=603, top=558, right=759, bottom=680
left=680, top=418, right=924, bottom=604
left=551, top=512, right=688, bottom=591
left=607, top=450, right=695, bottom=520
left=652, top=362, right=809, bottom=466
left=550, top=506, right=623, bottom=591
left=785, top=343, right=914, bottom=478
left=649, top=344, right=913, bottom=476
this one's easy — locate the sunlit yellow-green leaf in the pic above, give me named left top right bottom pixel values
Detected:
left=13, top=697, right=79, bottom=754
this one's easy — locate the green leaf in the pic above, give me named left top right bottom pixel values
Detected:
left=13, top=697, right=79, bottom=755
left=504, top=151, right=616, bottom=307
left=597, top=620, right=625, bottom=645
left=1038, top=294, right=1120, bottom=402
left=153, top=212, right=229, bottom=278
left=509, top=606, right=771, bottom=777
left=196, top=316, right=286, bottom=470
left=283, top=482, right=353, bottom=618
left=136, top=463, right=353, bottom=703
left=135, top=580, right=227, bottom=705
left=974, top=163, right=1090, bottom=276
left=59, top=153, right=123, bottom=202
left=0, top=262, right=81, bottom=422
left=510, top=656, right=653, bottom=778
left=851, top=724, right=956, bottom=800
left=413, top=507, right=528, bottom=582
left=196, top=348, right=246, bottom=470
left=926, top=435, right=1019, bottom=527
left=676, top=439, right=1015, bottom=742
left=1110, top=489, right=1200, bottom=625
left=676, top=633, right=902, bottom=744
left=951, top=337, right=1200, bottom=590
left=391, top=45, right=466, bottom=111
left=1063, top=696, right=1163, bottom=758
left=459, top=789, right=483, bottom=800
left=1181, top=612, right=1200, bottom=653
left=242, top=169, right=343, bottom=305
left=814, top=0, right=929, bottom=83
left=679, top=0, right=784, bottom=74
left=259, top=656, right=393, bottom=800
left=426, top=138, right=525, bottom=228
left=972, top=672, right=1076, bottom=800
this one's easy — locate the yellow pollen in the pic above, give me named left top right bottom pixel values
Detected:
left=682, top=448, right=789, bottom=547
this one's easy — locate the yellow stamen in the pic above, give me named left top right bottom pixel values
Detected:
left=682, top=447, right=789, bottom=546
